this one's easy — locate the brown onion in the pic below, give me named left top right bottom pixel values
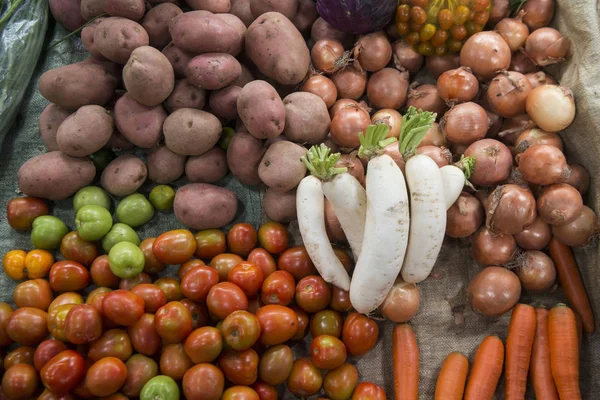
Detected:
left=485, top=111, right=503, bottom=139
left=446, top=192, right=485, bottom=238
left=311, top=39, right=348, bottom=73
left=442, top=102, right=489, bottom=145
left=525, top=27, right=571, bottom=67
left=516, top=250, right=556, bottom=293
left=552, top=206, right=599, bottom=247
left=565, top=164, right=590, bottom=195
left=494, top=11, right=530, bottom=52
left=517, top=144, right=570, bottom=186
left=419, top=123, right=445, bottom=147
left=498, top=114, right=534, bottom=145
left=537, top=183, right=583, bottom=226
left=460, top=32, right=512, bottom=81
left=514, top=128, right=563, bottom=154
left=366, top=68, right=409, bottom=109
left=371, top=109, right=403, bottom=138
left=464, top=139, right=512, bottom=186
left=330, top=104, right=371, bottom=148
left=311, top=17, right=354, bottom=49
left=391, top=40, right=424, bottom=75
left=322, top=136, right=340, bottom=153
left=416, top=146, right=452, bottom=167
left=487, top=0, right=510, bottom=27
left=472, top=227, right=517, bottom=266
left=380, top=279, right=420, bottom=323
left=509, top=50, right=539, bottom=74
left=514, top=215, right=551, bottom=250
left=325, top=198, right=346, bottom=243
left=425, top=53, right=461, bottom=78
left=335, top=154, right=365, bottom=186
left=521, top=0, right=555, bottom=30
left=406, top=84, right=447, bottom=119
left=468, top=266, right=521, bottom=317
left=383, top=142, right=405, bottom=172
left=486, top=184, right=537, bottom=235
left=526, top=85, right=576, bottom=132
left=329, top=98, right=360, bottom=119
left=437, top=67, right=479, bottom=103
left=301, top=75, right=338, bottom=108
left=525, top=71, right=557, bottom=89
left=331, top=65, right=367, bottom=100
left=355, top=31, right=393, bottom=72
left=486, top=71, right=533, bottom=118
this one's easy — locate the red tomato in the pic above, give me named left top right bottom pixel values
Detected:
left=251, top=381, right=278, bottom=400
left=206, top=282, right=249, bottom=320
left=13, top=278, right=53, bottom=310
left=160, top=343, right=193, bottom=381
left=184, top=326, right=223, bottom=364
left=278, top=246, right=317, bottom=280
left=85, top=357, right=127, bottom=397
left=0, top=302, right=14, bottom=346
left=291, top=306, right=310, bottom=341
left=181, top=265, right=219, bottom=302
left=4, top=346, right=34, bottom=369
left=48, top=303, right=76, bottom=341
left=182, top=363, right=225, bottom=400
left=247, top=296, right=263, bottom=315
left=210, top=253, right=244, bottom=282
left=310, top=310, right=343, bottom=338
left=139, top=238, right=165, bottom=275
left=90, top=255, right=120, bottom=289
left=34, top=340, right=67, bottom=371
left=2, top=363, right=39, bottom=400
left=352, top=382, right=387, bottom=400
left=178, top=259, right=206, bottom=281
left=286, top=358, right=323, bottom=397
left=64, top=304, right=103, bottom=344
left=60, top=231, right=99, bottom=266
left=131, top=283, right=168, bottom=313
left=323, top=364, right=359, bottom=400
left=310, top=335, right=347, bottom=370
left=86, top=287, right=112, bottom=324
left=154, top=277, right=183, bottom=302
left=260, top=270, right=295, bottom=306
left=342, top=313, right=379, bottom=356
left=222, top=386, right=260, bottom=400
left=6, top=196, right=49, bottom=231
left=88, top=329, right=133, bottom=362
left=152, top=229, right=196, bottom=264
left=49, top=292, right=83, bottom=312
left=257, top=344, right=294, bottom=386
left=221, top=310, right=261, bottom=351
left=181, top=298, right=210, bottom=329
left=121, top=354, right=158, bottom=398
left=119, top=272, right=152, bottom=291
left=102, top=290, right=145, bottom=326
left=227, top=223, right=258, bottom=257
left=247, top=248, right=277, bottom=278
left=128, top=314, right=161, bottom=356
left=258, top=221, right=289, bottom=254
left=256, top=305, right=298, bottom=345
left=41, top=350, right=86, bottom=395
left=5, top=307, right=48, bottom=346
left=295, top=275, right=331, bottom=313
left=334, top=248, right=354, bottom=274
left=218, top=348, right=259, bottom=385
left=228, top=262, right=264, bottom=297
left=155, top=301, right=193, bottom=343
left=194, top=229, right=227, bottom=260
left=330, top=286, right=352, bottom=312
left=49, top=260, right=90, bottom=292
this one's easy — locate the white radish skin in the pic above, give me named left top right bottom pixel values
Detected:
left=297, top=175, right=351, bottom=291
left=322, top=173, right=367, bottom=260
left=350, top=155, right=410, bottom=314
left=441, top=165, right=465, bottom=210
left=401, top=154, right=447, bottom=284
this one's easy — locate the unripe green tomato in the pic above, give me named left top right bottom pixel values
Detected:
left=116, top=193, right=154, bottom=227
left=108, top=241, right=145, bottom=279
left=73, top=186, right=111, bottom=212
left=75, top=205, right=113, bottom=241
left=149, top=185, right=175, bottom=212
left=102, top=223, right=140, bottom=253
left=31, top=216, right=68, bottom=250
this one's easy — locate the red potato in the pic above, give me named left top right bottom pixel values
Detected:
left=123, top=46, right=175, bottom=107
left=56, top=105, right=113, bottom=157
left=39, top=104, right=71, bottom=151
left=187, top=0, right=232, bottom=12
left=227, top=131, right=265, bottom=186
left=103, top=0, right=145, bottom=20
left=264, top=188, right=297, bottom=222
left=81, top=18, right=107, bottom=59
left=100, top=155, right=147, bottom=197
left=250, top=0, right=298, bottom=19
left=209, top=86, right=242, bottom=120
left=237, top=81, right=286, bottom=139
left=49, top=0, right=86, bottom=31
left=114, top=93, right=167, bottom=148
left=142, top=3, right=183, bottom=49
left=259, top=141, right=307, bottom=192
left=93, top=18, right=150, bottom=64
left=163, top=109, right=222, bottom=156
left=165, top=80, right=207, bottom=112
left=292, top=0, right=318, bottom=34
left=283, top=92, right=331, bottom=144
left=234, top=64, right=255, bottom=87
left=230, top=0, right=255, bottom=26
left=162, top=42, right=194, bottom=77
left=186, top=53, right=242, bottom=90
left=174, top=183, right=238, bottom=229
left=147, top=146, right=186, bottom=184
left=186, top=147, right=229, bottom=184
left=81, top=0, right=104, bottom=20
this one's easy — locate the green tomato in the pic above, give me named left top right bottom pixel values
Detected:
left=89, top=149, right=115, bottom=172
left=31, top=216, right=69, bottom=250
left=116, top=193, right=155, bottom=227
left=75, top=205, right=113, bottom=241
left=108, top=241, right=145, bottom=279
left=73, top=186, right=111, bottom=212
left=149, top=185, right=175, bottom=212
left=102, top=223, right=140, bottom=253
left=140, top=375, right=180, bottom=400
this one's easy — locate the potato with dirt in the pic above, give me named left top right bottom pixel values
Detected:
left=230, top=0, right=255, bottom=26
left=123, top=46, right=175, bottom=107
left=174, top=183, right=238, bottom=229
left=114, top=93, right=167, bottom=148
left=163, top=109, right=222, bottom=156
left=57, top=105, right=114, bottom=157
left=18, top=152, right=96, bottom=201
left=103, top=0, right=145, bottom=20
left=186, top=0, right=231, bottom=12
left=81, top=18, right=106, bottom=59
left=209, top=86, right=242, bottom=120
left=250, top=0, right=298, bottom=19
left=227, top=131, right=265, bottom=186
left=39, top=104, right=71, bottom=151
left=186, top=53, right=242, bottom=90
left=186, top=147, right=229, bottom=183
left=162, top=42, right=194, bottom=77
left=49, top=0, right=86, bottom=31
left=237, top=80, right=286, bottom=139
left=147, top=146, right=187, bottom=184
left=93, top=17, right=150, bottom=64
left=101, top=155, right=148, bottom=197
left=259, top=141, right=307, bottom=191
left=142, top=3, right=183, bottom=49
left=283, top=92, right=330, bottom=144
left=245, top=12, right=310, bottom=85
left=264, top=187, right=297, bottom=222
left=81, top=0, right=104, bottom=20
left=165, top=80, right=207, bottom=112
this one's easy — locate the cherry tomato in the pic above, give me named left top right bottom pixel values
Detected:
left=222, top=386, right=260, bottom=400
left=210, top=253, right=244, bottom=282
left=181, top=298, right=209, bottom=329
left=49, top=292, right=83, bottom=313
left=258, top=344, right=294, bottom=385
left=102, top=290, right=145, bottom=326
left=86, top=287, right=111, bottom=318
left=352, top=382, right=387, bottom=400
left=182, top=363, right=224, bottom=400
left=5, top=307, right=48, bottom=345
left=291, top=306, right=310, bottom=341
left=330, top=286, right=352, bottom=312
left=260, top=270, right=295, bottom=306
left=342, top=313, right=379, bottom=356
left=122, top=354, right=159, bottom=398
left=0, top=302, right=13, bottom=346
left=228, top=262, right=264, bottom=297
left=247, top=248, right=277, bottom=278
left=278, top=246, right=317, bottom=280
left=131, top=283, right=167, bottom=313
left=310, top=310, right=343, bottom=338
left=311, top=335, right=347, bottom=370
left=13, top=278, right=53, bottom=310
left=206, top=282, right=249, bottom=320
left=4, top=346, right=35, bottom=369
left=64, top=304, right=103, bottom=344
left=193, top=229, right=225, bottom=258
left=41, top=350, right=86, bottom=395
left=6, top=197, right=49, bottom=231
left=256, top=305, right=297, bottom=345
left=287, top=358, right=323, bottom=397
left=334, top=248, right=354, bottom=274
left=323, top=364, right=359, bottom=400
left=227, top=223, right=257, bottom=257
left=222, top=310, right=261, bottom=351
left=296, top=275, right=331, bottom=313
left=160, top=343, right=193, bottom=380
left=2, top=363, right=39, bottom=400
left=128, top=313, right=161, bottom=356
left=60, top=231, right=99, bottom=266
left=34, top=340, right=67, bottom=371
left=119, top=272, right=152, bottom=291
left=90, top=255, right=120, bottom=288
left=155, top=301, right=193, bottom=343
left=152, top=229, right=196, bottom=264
left=48, top=303, right=76, bottom=341
left=88, top=329, right=133, bottom=362
left=258, top=221, right=289, bottom=254
left=3, top=249, right=27, bottom=280
left=139, top=238, right=165, bottom=275
left=181, top=265, right=219, bottom=302
left=85, top=357, right=127, bottom=397
left=154, top=277, right=183, bottom=302
left=219, top=348, right=259, bottom=385
left=49, top=260, right=90, bottom=292
left=178, top=259, right=206, bottom=281
left=24, top=249, right=54, bottom=278
left=251, top=381, right=278, bottom=400
left=184, top=326, right=223, bottom=363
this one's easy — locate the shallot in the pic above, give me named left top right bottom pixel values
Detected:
left=331, top=65, right=367, bottom=100
left=521, top=0, right=555, bottom=30
left=514, top=128, right=563, bottom=154
left=301, top=75, right=338, bottom=108
left=311, top=39, right=348, bottom=73
left=392, top=40, right=424, bottom=74
left=442, top=102, right=489, bottom=145
left=330, top=103, right=371, bottom=148
left=354, top=31, right=393, bottom=72
left=406, top=84, right=447, bottom=118
left=468, top=266, right=521, bottom=317
left=366, top=68, right=409, bottom=109
left=494, top=11, right=529, bottom=52
left=371, top=109, right=403, bottom=138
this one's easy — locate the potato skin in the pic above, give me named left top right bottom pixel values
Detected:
left=186, top=53, right=242, bottom=90
left=81, top=0, right=104, bottom=20
left=165, top=80, right=207, bottom=112
left=147, top=146, right=186, bottom=184
left=49, top=0, right=86, bottom=31
left=18, top=151, right=96, bottom=201
left=104, top=131, right=136, bottom=150
left=259, top=141, right=307, bottom=191
left=264, top=187, right=297, bottom=222
left=186, top=0, right=231, bottom=12
left=237, top=80, right=285, bottom=139
left=94, top=17, right=150, bottom=64
left=233, top=64, right=254, bottom=87
left=283, top=92, right=330, bottom=144
left=141, top=3, right=183, bottom=49
left=174, top=183, right=238, bottom=229
left=39, top=104, right=71, bottom=151
left=114, top=93, right=167, bottom=148
left=162, top=42, right=194, bottom=77
left=186, top=147, right=229, bottom=183
left=291, top=0, right=318, bottom=34
left=250, top=0, right=298, bottom=19
left=245, top=12, right=310, bottom=85
left=101, top=155, right=148, bottom=197
left=209, top=86, right=241, bottom=120
left=57, top=105, right=114, bottom=157
left=163, top=109, right=222, bottom=156
left=230, top=0, right=255, bottom=26
left=123, top=46, right=175, bottom=107
left=38, top=60, right=118, bottom=110
left=227, top=131, right=265, bottom=186
left=103, top=0, right=145, bottom=20
left=81, top=18, right=106, bottom=59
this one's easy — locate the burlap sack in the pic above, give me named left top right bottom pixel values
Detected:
left=0, top=0, right=598, bottom=398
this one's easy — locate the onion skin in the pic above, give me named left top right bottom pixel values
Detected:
left=514, top=216, right=551, bottom=250
left=498, top=114, right=534, bottom=145
left=322, top=136, right=340, bottom=153
left=509, top=50, right=539, bottom=74
left=464, top=138, right=513, bottom=186
left=521, top=0, right=555, bottom=30
left=486, top=71, right=532, bottom=118
left=446, top=192, right=485, bottom=238
left=335, top=154, right=365, bottom=186
left=366, top=68, right=409, bottom=109
left=487, top=0, right=510, bottom=27
left=406, top=84, right=447, bottom=119
left=381, top=142, right=405, bottom=172
left=472, top=227, right=517, bottom=266
left=525, top=27, right=571, bottom=67
left=331, top=65, right=367, bottom=100
left=329, top=98, right=359, bottom=119
left=517, top=144, right=570, bottom=186
left=419, top=123, right=445, bottom=147
left=486, top=184, right=537, bottom=235
left=526, top=85, right=576, bottom=132
left=330, top=104, right=371, bottom=148
left=437, top=67, right=480, bottom=103
left=494, top=11, right=529, bottom=52
left=392, top=40, right=424, bottom=74
left=537, top=183, right=583, bottom=226
left=552, top=206, right=599, bottom=247
left=371, top=109, right=402, bottom=138
left=302, top=75, right=338, bottom=108
left=311, top=39, right=347, bottom=73
left=416, top=146, right=452, bottom=168
left=325, top=198, right=347, bottom=243
left=468, top=266, right=521, bottom=317
left=525, top=71, right=557, bottom=89
left=355, top=31, right=392, bottom=72
left=460, top=31, right=512, bottom=82
left=514, top=128, right=563, bottom=154
left=442, top=102, right=489, bottom=145
left=517, top=250, right=556, bottom=293
left=380, top=279, right=420, bottom=323
left=565, top=164, right=590, bottom=195
left=425, top=54, right=461, bottom=79
left=485, top=111, right=503, bottom=139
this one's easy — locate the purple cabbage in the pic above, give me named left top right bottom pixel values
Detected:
left=316, top=0, right=397, bottom=34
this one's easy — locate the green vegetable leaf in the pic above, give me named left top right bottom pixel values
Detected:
left=510, top=0, right=528, bottom=14
left=357, top=123, right=392, bottom=160
left=301, top=144, right=347, bottom=181
left=399, top=106, right=437, bottom=159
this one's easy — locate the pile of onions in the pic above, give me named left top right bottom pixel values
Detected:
left=460, top=31, right=512, bottom=81
left=486, top=71, right=533, bottom=118
left=406, top=84, right=447, bottom=118
left=517, top=144, right=570, bottom=186
left=536, top=183, right=583, bottom=226
left=521, top=0, right=555, bottom=30
left=516, top=250, right=556, bottom=293
left=565, top=164, right=590, bottom=195
left=392, top=40, right=424, bottom=74
left=442, top=102, right=489, bottom=145
left=463, top=139, right=513, bottom=186
left=425, top=53, right=460, bottom=78
left=437, top=67, right=479, bottom=103
left=331, top=65, right=367, bottom=100
left=301, top=75, right=338, bottom=108
left=472, top=227, right=517, bottom=266
left=419, top=123, right=445, bottom=147
left=336, top=153, right=365, bottom=185
left=381, top=279, right=420, bottom=323
left=416, top=146, right=452, bottom=168
left=494, top=10, right=529, bottom=52
left=498, top=114, right=535, bottom=145
left=514, top=216, right=551, bottom=250
left=446, top=192, right=485, bottom=238
left=526, top=85, right=576, bottom=132
left=366, top=68, right=409, bottom=109
left=514, top=128, right=563, bottom=154
left=525, top=27, right=571, bottom=66
left=371, top=109, right=402, bottom=138
left=330, top=103, right=371, bottom=148
left=551, top=206, right=599, bottom=247
left=468, top=266, right=521, bottom=317
left=311, top=39, right=348, bottom=73
left=486, top=184, right=537, bottom=235
left=509, top=50, right=539, bottom=74
left=354, top=31, right=392, bottom=72
left=525, top=71, right=557, bottom=89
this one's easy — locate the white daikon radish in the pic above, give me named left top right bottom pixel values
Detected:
left=441, top=165, right=466, bottom=210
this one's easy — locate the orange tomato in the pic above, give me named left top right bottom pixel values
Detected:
left=25, top=250, right=54, bottom=278
left=3, top=250, right=27, bottom=280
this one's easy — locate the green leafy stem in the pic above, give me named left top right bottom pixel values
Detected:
left=301, top=144, right=348, bottom=181
left=399, top=106, right=437, bottom=159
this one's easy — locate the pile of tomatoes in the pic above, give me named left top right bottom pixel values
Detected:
left=1, top=221, right=385, bottom=400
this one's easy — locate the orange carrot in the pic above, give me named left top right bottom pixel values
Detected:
left=548, top=238, right=595, bottom=333
left=464, top=335, right=504, bottom=400
left=393, top=324, right=419, bottom=400
left=548, top=304, right=581, bottom=400
left=435, top=352, right=469, bottom=400
left=505, top=303, right=537, bottom=400
left=530, top=308, right=559, bottom=400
